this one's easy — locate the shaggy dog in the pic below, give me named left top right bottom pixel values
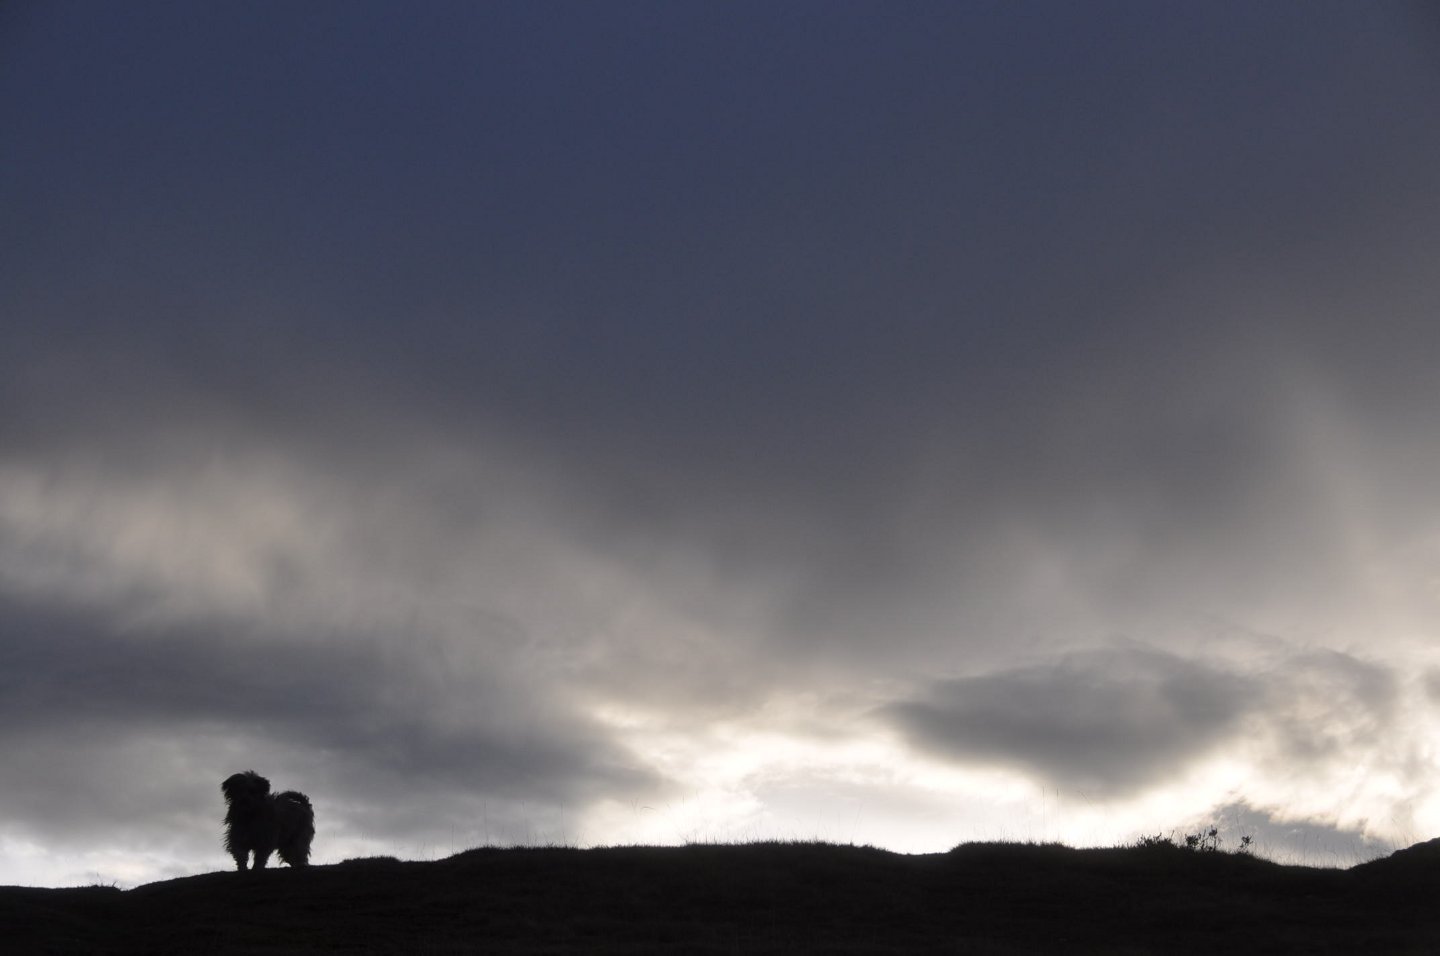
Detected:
left=221, top=770, right=315, bottom=870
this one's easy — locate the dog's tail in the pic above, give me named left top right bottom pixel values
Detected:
left=274, top=791, right=315, bottom=867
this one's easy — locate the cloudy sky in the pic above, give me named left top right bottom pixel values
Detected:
left=4, top=0, right=1440, bottom=886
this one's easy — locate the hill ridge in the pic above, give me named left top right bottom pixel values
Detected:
left=7, top=840, right=1440, bottom=954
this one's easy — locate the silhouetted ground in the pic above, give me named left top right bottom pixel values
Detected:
left=7, top=839, right=1440, bottom=954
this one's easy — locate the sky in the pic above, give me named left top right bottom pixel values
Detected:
left=3, top=0, right=1440, bottom=886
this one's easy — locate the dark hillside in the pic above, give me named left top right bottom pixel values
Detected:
left=6, top=840, right=1440, bottom=954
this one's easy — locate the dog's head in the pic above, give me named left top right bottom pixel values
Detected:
left=221, top=770, right=271, bottom=806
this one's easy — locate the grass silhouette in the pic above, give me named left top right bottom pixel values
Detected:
left=7, top=838, right=1440, bottom=953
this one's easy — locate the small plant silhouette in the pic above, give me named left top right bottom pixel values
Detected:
left=1185, top=827, right=1221, bottom=853
left=1134, top=827, right=1254, bottom=856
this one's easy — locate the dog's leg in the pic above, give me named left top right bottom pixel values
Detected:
left=233, top=851, right=249, bottom=872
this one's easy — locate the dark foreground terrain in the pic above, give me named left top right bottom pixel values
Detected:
left=6, top=839, right=1440, bottom=954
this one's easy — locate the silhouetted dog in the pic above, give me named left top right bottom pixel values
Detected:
left=221, top=770, right=314, bottom=870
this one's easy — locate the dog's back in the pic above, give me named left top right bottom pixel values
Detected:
left=273, top=790, right=315, bottom=866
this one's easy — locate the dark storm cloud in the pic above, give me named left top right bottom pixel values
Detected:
left=884, top=644, right=1410, bottom=798
left=883, top=647, right=1260, bottom=796
left=5, top=2, right=1438, bottom=603
left=8, top=1, right=1436, bottom=457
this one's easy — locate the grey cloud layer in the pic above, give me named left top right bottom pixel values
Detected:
left=0, top=590, right=655, bottom=836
